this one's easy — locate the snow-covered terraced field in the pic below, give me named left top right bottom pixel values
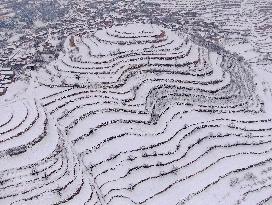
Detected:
left=0, top=23, right=272, bottom=205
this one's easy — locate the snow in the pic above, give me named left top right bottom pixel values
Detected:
left=0, top=15, right=271, bottom=205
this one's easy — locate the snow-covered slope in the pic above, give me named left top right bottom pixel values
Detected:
left=0, top=23, right=271, bottom=205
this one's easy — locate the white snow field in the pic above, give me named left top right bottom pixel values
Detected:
left=0, top=23, right=272, bottom=205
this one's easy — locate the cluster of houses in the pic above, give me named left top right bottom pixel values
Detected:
left=0, top=68, right=14, bottom=95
